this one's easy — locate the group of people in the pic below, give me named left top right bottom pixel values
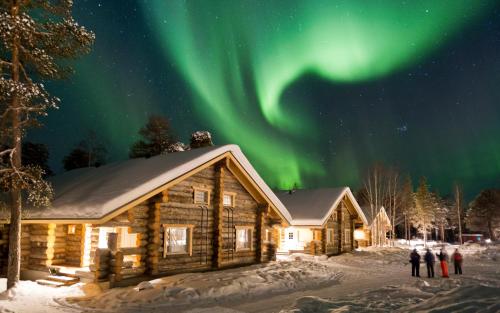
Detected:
left=409, top=248, right=463, bottom=278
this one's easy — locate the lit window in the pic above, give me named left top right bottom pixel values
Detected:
left=98, top=227, right=116, bottom=248
left=326, top=228, right=334, bottom=243
left=98, top=227, right=138, bottom=249
left=223, top=193, right=235, bottom=207
left=236, top=227, right=253, bottom=250
left=289, top=232, right=294, bottom=240
left=67, top=225, right=76, bottom=235
left=265, top=229, right=273, bottom=242
left=164, top=225, right=193, bottom=256
left=119, top=228, right=137, bottom=248
left=194, top=189, right=209, bottom=204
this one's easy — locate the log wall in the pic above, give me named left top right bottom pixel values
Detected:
left=65, top=224, right=84, bottom=267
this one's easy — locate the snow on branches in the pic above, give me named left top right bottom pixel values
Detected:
left=0, top=0, right=94, bottom=209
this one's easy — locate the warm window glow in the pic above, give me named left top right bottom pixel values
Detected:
left=354, top=229, right=366, bottom=240
left=164, top=226, right=192, bottom=256
left=194, top=189, right=209, bottom=204
left=236, top=227, right=252, bottom=250
left=326, top=228, right=334, bottom=243
left=223, top=193, right=234, bottom=207
left=265, top=229, right=273, bottom=242
left=119, top=228, right=137, bottom=248
left=98, top=227, right=138, bottom=249
left=67, top=225, right=76, bottom=235
left=98, top=227, right=115, bottom=248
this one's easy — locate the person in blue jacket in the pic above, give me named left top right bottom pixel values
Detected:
left=424, top=248, right=435, bottom=278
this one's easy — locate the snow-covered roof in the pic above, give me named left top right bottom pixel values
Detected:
left=360, top=206, right=391, bottom=227
left=276, top=187, right=367, bottom=226
left=12, top=145, right=292, bottom=223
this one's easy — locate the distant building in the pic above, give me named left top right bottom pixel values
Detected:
left=356, top=206, right=392, bottom=247
left=461, top=234, right=484, bottom=243
left=275, top=187, right=368, bottom=255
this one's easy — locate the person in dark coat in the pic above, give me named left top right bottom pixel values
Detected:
left=436, top=248, right=449, bottom=278
left=452, top=248, right=463, bottom=275
left=424, top=248, right=435, bottom=278
left=409, top=249, right=421, bottom=277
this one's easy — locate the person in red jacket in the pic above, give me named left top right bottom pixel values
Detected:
left=436, top=248, right=449, bottom=278
left=452, top=248, right=463, bottom=275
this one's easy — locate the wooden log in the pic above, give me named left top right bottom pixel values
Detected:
left=120, top=247, right=146, bottom=255
left=145, top=199, right=161, bottom=275
left=213, top=161, right=225, bottom=269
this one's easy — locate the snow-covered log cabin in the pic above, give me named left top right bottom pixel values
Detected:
left=275, top=187, right=368, bottom=255
left=0, top=145, right=292, bottom=287
left=355, top=206, right=392, bottom=247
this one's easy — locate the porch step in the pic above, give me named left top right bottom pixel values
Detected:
left=36, top=274, right=80, bottom=287
left=36, top=279, right=66, bottom=288
left=46, top=275, right=79, bottom=284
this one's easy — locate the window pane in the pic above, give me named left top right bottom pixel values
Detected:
left=223, top=194, right=233, bottom=206
left=166, top=227, right=188, bottom=254
left=288, top=232, right=293, bottom=240
left=236, top=228, right=251, bottom=249
left=195, top=190, right=208, bottom=204
left=98, top=227, right=115, bottom=248
left=119, top=227, right=138, bottom=248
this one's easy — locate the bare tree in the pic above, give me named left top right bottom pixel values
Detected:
left=362, top=163, right=386, bottom=246
left=453, top=183, right=464, bottom=244
left=399, top=176, right=414, bottom=243
left=384, top=167, right=400, bottom=245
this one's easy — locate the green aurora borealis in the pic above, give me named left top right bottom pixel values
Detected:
left=31, top=0, right=500, bottom=198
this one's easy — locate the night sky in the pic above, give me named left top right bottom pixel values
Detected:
left=28, top=0, right=500, bottom=199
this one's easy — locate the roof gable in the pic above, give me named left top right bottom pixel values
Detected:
left=15, top=145, right=291, bottom=224
left=277, top=187, right=367, bottom=226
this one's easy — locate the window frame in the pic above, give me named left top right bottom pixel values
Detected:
left=344, top=229, right=351, bottom=243
left=235, top=226, right=253, bottom=251
left=67, top=224, right=76, bottom=235
left=163, top=224, right=194, bottom=257
left=193, top=187, right=211, bottom=205
left=223, top=192, right=236, bottom=207
left=326, top=228, right=334, bottom=244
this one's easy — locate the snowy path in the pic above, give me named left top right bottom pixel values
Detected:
left=0, top=245, right=498, bottom=312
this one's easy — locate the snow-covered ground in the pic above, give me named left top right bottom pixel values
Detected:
left=0, top=243, right=498, bottom=313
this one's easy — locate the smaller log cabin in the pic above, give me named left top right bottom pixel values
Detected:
left=0, top=145, right=292, bottom=286
left=355, top=206, right=392, bottom=247
left=275, top=187, right=368, bottom=256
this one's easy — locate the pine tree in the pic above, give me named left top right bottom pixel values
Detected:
left=63, top=131, right=107, bottom=171
left=467, top=189, right=500, bottom=241
left=0, top=0, right=94, bottom=288
left=410, top=177, right=436, bottom=245
left=22, top=141, right=52, bottom=177
left=129, top=115, right=176, bottom=158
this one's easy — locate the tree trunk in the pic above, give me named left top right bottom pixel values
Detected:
left=487, top=220, right=496, bottom=241
left=456, top=186, right=463, bottom=245
left=7, top=0, right=22, bottom=290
